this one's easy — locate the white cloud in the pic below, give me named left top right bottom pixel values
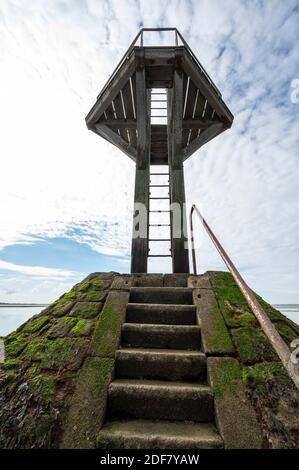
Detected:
left=0, top=259, right=78, bottom=279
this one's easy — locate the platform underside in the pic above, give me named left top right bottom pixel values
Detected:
left=86, top=46, right=233, bottom=164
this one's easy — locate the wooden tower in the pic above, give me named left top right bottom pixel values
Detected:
left=86, top=28, right=233, bottom=274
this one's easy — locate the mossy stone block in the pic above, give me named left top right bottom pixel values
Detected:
left=89, top=291, right=129, bottom=358
left=47, top=317, right=77, bottom=338
left=193, top=288, right=234, bottom=355
left=21, top=337, right=88, bottom=371
left=23, top=317, right=50, bottom=334
left=69, top=301, right=102, bottom=319
left=70, top=319, right=93, bottom=337
left=4, top=332, right=28, bottom=357
left=43, top=301, right=75, bottom=318
left=60, top=357, right=115, bottom=449
left=208, top=357, right=263, bottom=449
left=232, top=326, right=278, bottom=364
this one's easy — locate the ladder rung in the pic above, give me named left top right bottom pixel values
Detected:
left=150, top=173, right=169, bottom=176
left=149, top=210, right=170, bottom=213
left=149, top=239, right=171, bottom=242
left=149, top=224, right=170, bottom=227
left=149, top=197, right=169, bottom=200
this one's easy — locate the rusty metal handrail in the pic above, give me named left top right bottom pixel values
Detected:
left=189, top=204, right=299, bottom=391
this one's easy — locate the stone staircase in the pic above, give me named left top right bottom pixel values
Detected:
left=98, top=286, right=223, bottom=449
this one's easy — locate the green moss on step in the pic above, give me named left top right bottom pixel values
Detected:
left=74, top=276, right=104, bottom=292
left=1, top=358, right=21, bottom=370
left=232, top=326, right=278, bottom=364
left=63, top=316, right=78, bottom=329
left=211, top=361, right=242, bottom=398
left=95, top=358, right=114, bottom=393
left=20, top=337, right=88, bottom=370
left=90, top=304, right=120, bottom=357
left=79, top=290, right=106, bottom=302
left=59, top=290, right=78, bottom=302
left=69, top=302, right=101, bottom=319
left=70, top=319, right=89, bottom=337
left=23, top=317, right=50, bottom=334
left=243, top=362, right=287, bottom=387
left=21, top=338, right=46, bottom=361
left=60, top=357, right=114, bottom=448
left=4, top=332, right=27, bottom=357
left=207, top=305, right=234, bottom=352
left=43, top=300, right=75, bottom=318
left=40, top=338, right=88, bottom=371
left=210, top=272, right=299, bottom=330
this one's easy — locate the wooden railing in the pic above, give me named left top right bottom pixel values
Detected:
left=98, top=27, right=222, bottom=100
left=189, top=204, right=299, bottom=391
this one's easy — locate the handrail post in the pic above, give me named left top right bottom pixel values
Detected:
left=189, top=204, right=299, bottom=391
left=189, top=205, right=197, bottom=275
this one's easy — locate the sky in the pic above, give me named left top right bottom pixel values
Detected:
left=0, top=0, right=298, bottom=307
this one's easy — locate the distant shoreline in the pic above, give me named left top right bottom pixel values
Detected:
left=0, top=303, right=49, bottom=307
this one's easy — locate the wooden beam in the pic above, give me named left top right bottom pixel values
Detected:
left=182, top=118, right=221, bottom=129
left=183, top=52, right=234, bottom=126
left=94, top=123, right=136, bottom=162
left=169, top=64, right=190, bottom=274
left=131, top=56, right=150, bottom=273
left=86, top=54, right=136, bottom=126
left=98, top=119, right=137, bottom=129
left=182, top=122, right=224, bottom=161
left=98, top=118, right=219, bottom=131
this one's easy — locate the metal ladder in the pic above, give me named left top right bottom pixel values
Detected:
left=148, top=168, right=172, bottom=260
left=148, top=88, right=172, bottom=262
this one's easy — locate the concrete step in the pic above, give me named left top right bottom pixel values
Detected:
left=126, top=303, right=197, bottom=325
left=122, top=323, right=201, bottom=350
left=108, top=379, right=214, bottom=422
left=115, top=348, right=207, bottom=382
left=129, top=287, right=193, bottom=305
left=98, top=419, right=223, bottom=449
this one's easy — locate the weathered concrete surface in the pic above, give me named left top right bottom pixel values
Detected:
left=111, top=274, right=164, bottom=290
left=163, top=273, right=189, bottom=287
left=130, top=287, right=193, bottom=305
left=108, top=379, right=214, bottom=422
left=122, top=323, right=201, bottom=350
left=188, top=273, right=212, bottom=289
left=89, top=290, right=129, bottom=358
left=115, top=348, right=207, bottom=382
left=192, top=287, right=235, bottom=356
left=98, top=419, right=223, bottom=449
left=126, top=303, right=197, bottom=325
left=208, top=357, right=263, bottom=449
left=208, top=271, right=299, bottom=448
left=60, top=357, right=114, bottom=449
